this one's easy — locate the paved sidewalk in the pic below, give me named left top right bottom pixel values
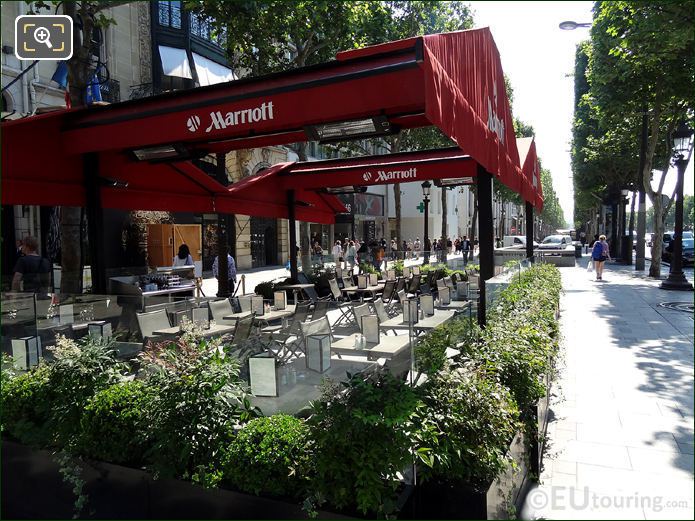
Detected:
left=522, top=257, right=694, bottom=519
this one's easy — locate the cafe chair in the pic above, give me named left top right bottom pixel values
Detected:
left=406, top=274, right=422, bottom=298
left=136, top=309, right=174, bottom=343
left=208, top=299, right=240, bottom=329
left=310, top=299, right=331, bottom=322
left=328, top=278, right=356, bottom=327
left=230, top=315, right=255, bottom=346
left=299, top=316, right=332, bottom=354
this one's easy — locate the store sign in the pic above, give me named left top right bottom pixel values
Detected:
left=375, top=167, right=417, bottom=182
left=187, top=101, right=275, bottom=133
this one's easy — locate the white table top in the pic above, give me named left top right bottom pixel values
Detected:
left=152, top=322, right=236, bottom=337
left=250, top=355, right=377, bottom=416
left=434, top=300, right=471, bottom=311
left=222, top=311, right=254, bottom=320
left=331, top=333, right=411, bottom=359
left=379, top=309, right=457, bottom=331
left=253, top=304, right=296, bottom=322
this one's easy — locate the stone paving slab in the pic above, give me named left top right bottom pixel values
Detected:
left=521, top=258, right=694, bottom=520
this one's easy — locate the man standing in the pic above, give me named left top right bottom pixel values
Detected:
left=461, top=235, right=471, bottom=264
left=213, top=248, right=237, bottom=295
left=12, top=236, right=51, bottom=294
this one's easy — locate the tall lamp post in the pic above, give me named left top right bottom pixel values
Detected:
left=421, top=180, right=431, bottom=265
left=661, top=121, right=693, bottom=291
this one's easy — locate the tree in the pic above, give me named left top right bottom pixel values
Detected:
left=587, top=1, right=694, bottom=277
left=28, top=2, right=127, bottom=295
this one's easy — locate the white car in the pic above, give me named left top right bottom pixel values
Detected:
left=537, top=235, right=573, bottom=250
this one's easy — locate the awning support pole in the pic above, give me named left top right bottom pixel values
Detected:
left=526, top=201, right=534, bottom=262
left=85, top=152, right=106, bottom=294
left=477, top=165, right=494, bottom=328
left=216, top=153, right=229, bottom=297
left=287, top=190, right=298, bottom=283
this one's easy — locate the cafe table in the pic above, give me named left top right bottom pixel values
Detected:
left=276, top=283, right=317, bottom=304
left=249, top=355, right=379, bottom=416
left=151, top=322, right=237, bottom=338
left=378, top=309, right=457, bottom=335
left=433, top=300, right=471, bottom=314
left=330, top=333, right=411, bottom=360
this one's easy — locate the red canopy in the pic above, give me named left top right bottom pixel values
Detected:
left=2, top=27, right=541, bottom=214
left=517, top=137, right=543, bottom=212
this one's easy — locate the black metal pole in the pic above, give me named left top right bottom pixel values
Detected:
left=635, top=107, right=648, bottom=271
left=287, top=190, right=299, bottom=283
left=477, top=165, right=494, bottom=328
left=661, top=157, right=693, bottom=290
left=525, top=201, right=534, bottom=262
left=423, top=195, right=430, bottom=265
left=84, top=152, right=106, bottom=294
left=215, top=153, right=229, bottom=297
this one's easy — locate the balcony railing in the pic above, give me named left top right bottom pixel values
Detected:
left=99, top=78, right=120, bottom=104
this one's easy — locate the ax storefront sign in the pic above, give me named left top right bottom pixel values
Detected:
left=187, top=101, right=275, bottom=133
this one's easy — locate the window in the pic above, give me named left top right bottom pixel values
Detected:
left=158, top=1, right=182, bottom=29
left=158, top=45, right=192, bottom=78
left=190, top=12, right=226, bottom=45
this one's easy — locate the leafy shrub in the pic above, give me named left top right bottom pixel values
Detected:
left=308, top=373, right=419, bottom=516
left=254, top=281, right=277, bottom=300
left=141, top=338, right=260, bottom=482
left=458, top=264, right=560, bottom=422
left=77, top=380, right=152, bottom=465
left=1, top=364, right=54, bottom=446
left=392, top=259, right=404, bottom=276
left=44, top=336, right=127, bottom=447
left=1, top=336, right=126, bottom=448
left=413, top=364, right=520, bottom=489
left=222, top=415, right=312, bottom=498
left=414, top=316, right=477, bottom=380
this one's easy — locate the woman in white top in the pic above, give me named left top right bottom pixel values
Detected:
left=332, top=240, right=343, bottom=268
left=173, top=244, right=194, bottom=266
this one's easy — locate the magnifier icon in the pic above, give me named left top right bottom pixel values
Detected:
left=33, top=26, right=53, bottom=49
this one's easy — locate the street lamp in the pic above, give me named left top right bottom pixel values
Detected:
left=661, top=121, right=693, bottom=291
left=558, top=20, right=592, bottom=30
left=421, top=180, right=431, bottom=264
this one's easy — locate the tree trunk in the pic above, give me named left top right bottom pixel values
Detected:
left=59, top=207, right=83, bottom=294
left=441, top=187, right=447, bottom=263
left=649, top=196, right=665, bottom=278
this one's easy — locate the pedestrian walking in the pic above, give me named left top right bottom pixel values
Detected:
left=462, top=235, right=471, bottom=264
left=332, top=240, right=343, bottom=268
left=212, top=248, right=237, bottom=295
left=346, top=240, right=357, bottom=269
left=591, top=234, right=611, bottom=281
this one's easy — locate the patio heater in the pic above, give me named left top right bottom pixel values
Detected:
left=661, top=121, right=693, bottom=291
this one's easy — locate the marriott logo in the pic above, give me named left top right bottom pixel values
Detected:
left=189, top=101, right=275, bottom=133
left=375, top=167, right=417, bottom=182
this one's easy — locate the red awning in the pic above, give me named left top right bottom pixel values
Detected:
left=224, top=148, right=476, bottom=202
left=517, top=137, right=543, bottom=212
left=2, top=28, right=543, bottom=215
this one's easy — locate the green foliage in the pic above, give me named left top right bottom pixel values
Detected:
left=307, top=373, right=419, bottom=516
left=223, top=415, right=313, bottom=498
left=358, top=262, right=378, bottom=275
left=414, top=316, right=476, bottom=378
left=77, top=381, right=152, bottom=465
left=254, top=281, right=277, bottom=300
left=413, top=364, right=520, bottom=489
left=391, top=259, right=404, bottom=276
left=475, top=264, right=561, bottom=411
left=1, top=364, right=54, bottom=446
left=140, top=339, right=260, bottom=481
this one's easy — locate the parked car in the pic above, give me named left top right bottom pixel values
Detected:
left=537, top=235, right=573, bottom=250
left=502, top=235, right=540, bottom=248
left=662, top=231, right=695, bottom=265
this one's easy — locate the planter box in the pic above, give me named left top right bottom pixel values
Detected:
left=528, top=370, right=552, bottom=478
left=401, top=431, right=531, bottom=520
left=1, top=440, right=353, bottom=520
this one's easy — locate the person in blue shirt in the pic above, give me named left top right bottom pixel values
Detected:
left=212, top=249, right=237, bottom=294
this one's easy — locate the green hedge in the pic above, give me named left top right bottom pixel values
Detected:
left=0, top=264, right=561, bottom=517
